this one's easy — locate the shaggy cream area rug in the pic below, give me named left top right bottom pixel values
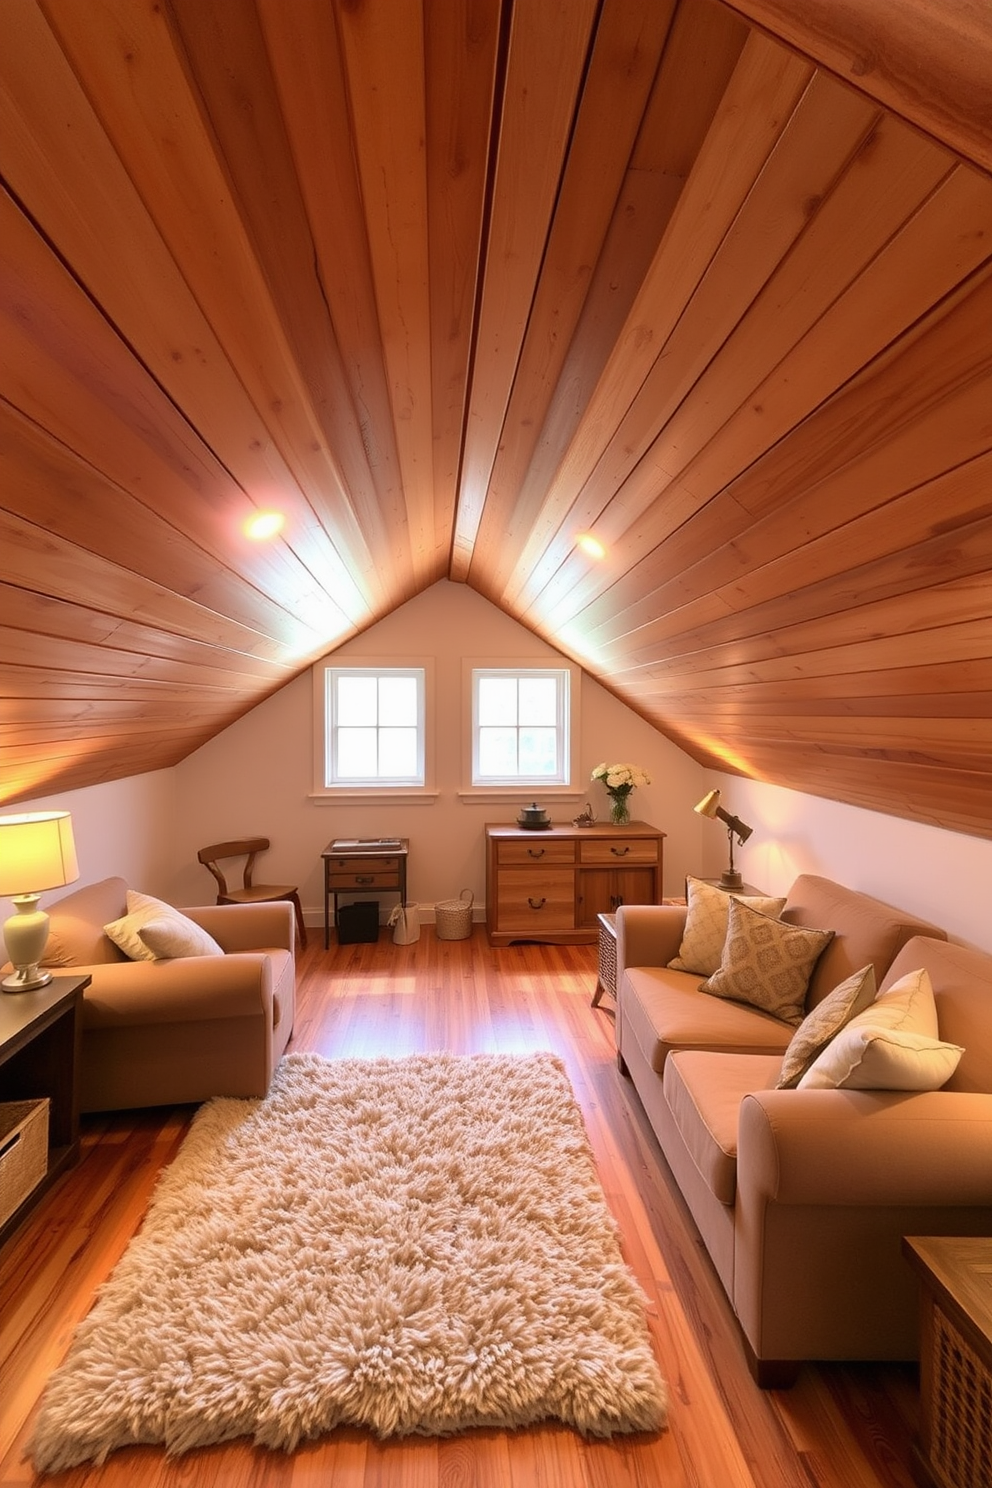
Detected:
left=29, top=1051, right=666, bottom=1469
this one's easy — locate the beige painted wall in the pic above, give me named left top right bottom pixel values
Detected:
left=170, top=581, right=706, bottom=919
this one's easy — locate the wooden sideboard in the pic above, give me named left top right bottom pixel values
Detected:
left=485, top=821, right=665, bottom=946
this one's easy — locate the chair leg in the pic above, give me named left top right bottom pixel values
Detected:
left=290, top=892, right=308, bottom=948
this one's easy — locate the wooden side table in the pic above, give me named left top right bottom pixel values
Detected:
left=903, top=1236, right=992, bottom=1488
left=0, top=973, right=89, bottom=1248
left=321, top=839, right=409, bottom=949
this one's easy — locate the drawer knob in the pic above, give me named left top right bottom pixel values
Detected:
left=527, top=847, right=545, bottom=858
left=356, top=875, right=374, bottom=884
left=527, top=896, right=547, bottom=910
left=610, top=846, right=631, bottom=857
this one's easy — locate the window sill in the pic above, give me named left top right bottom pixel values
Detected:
left=457, top=788, right=584, bottom=804
left=309, top=790, right=440, bottom=804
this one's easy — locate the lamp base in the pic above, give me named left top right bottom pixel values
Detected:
left=3, top=895, right=53, bottom=993
left=719, top=869, right=744, bottom=890
left=2, top=965, right=54, bottom=993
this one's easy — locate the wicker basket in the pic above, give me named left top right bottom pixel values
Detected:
left=435, top=888, right=474, bottom=940
left=0, top=1098, right=49, bottom=1229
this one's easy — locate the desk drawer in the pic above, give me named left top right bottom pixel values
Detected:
left=326, top=857, right=401, bottom=890
left=497, top=839, right=575, bottom=865
left=578, top=838, right=659, bottom=866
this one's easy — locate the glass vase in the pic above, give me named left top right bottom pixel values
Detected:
left=609, top=794, right=631, bottom=826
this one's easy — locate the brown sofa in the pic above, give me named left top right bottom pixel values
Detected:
left=615, top=875, right=992, bottom=1384
left=33, top=876, right=296, bottom=1112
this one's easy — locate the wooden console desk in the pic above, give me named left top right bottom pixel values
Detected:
left=321, top=839, right=409, bottom=948
left=485, top=821, right=665, bottom=947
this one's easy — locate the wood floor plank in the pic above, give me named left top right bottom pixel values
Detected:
left=0, top=932, right=920, bottom=1487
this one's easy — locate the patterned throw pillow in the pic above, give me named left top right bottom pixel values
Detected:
left=699, top=898, right=834, bottom=1026
left=776, top=964, right=877, bottom=1088
left=668, top=876, right=788, bottom=976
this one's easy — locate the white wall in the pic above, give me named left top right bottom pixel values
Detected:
left=170, top=581, right=706, bottom=919
left=702, top=773, right=992, bottom=953
left=1, top=770, right=178, bottom=907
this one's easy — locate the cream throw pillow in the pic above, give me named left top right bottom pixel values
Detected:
left=104, top=890, right=224, bottom=962
left=668, top=876, right=787, bottom=976
left=841, top=965, right=938, bottom=1039
left=699, top=898, right=834, bottom=1026
left=776, top=964, right=877, bottom=1088
left=797, top=1026, right=963, bottom=1091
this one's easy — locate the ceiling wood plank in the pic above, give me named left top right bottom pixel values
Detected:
left=449, top=0, right=600, bottom=574
left=720, top=0, right=992, bottom=174
left=491, top=30, right=815, bottom=609
left=458, top=0, right=683, bottom=582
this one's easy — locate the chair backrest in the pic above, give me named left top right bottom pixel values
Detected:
left=197, top=838, right=270, bottom=895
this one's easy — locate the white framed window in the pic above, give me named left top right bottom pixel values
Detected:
left=315, top=664, right=427, bottom=790
left=471, top=667, right=571, bottom=786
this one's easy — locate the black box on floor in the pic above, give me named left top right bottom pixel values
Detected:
left=336, top=901, right=380, bottom=943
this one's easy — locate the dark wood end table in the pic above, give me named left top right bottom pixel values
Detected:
left=0, top=973, right=90, bottom=1248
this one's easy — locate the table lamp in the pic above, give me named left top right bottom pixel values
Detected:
left=694, top=790, right=753, bottom=890
left=0, top=811, right=79, bottom=992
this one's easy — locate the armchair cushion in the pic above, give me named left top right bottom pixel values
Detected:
left=104, top=889, right=224, bottom=962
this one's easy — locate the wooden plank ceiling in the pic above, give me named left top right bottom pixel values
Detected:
left=1, top=0, right=990, bottom=838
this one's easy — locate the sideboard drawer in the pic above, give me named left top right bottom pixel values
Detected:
left=497, top=839, right=576, bottom=866
left=495, top=868, right=575, bottom=930
left=578, top=837, right=660, bottom=866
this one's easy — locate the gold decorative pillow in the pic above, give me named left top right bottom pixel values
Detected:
left=699, top=898, right=834, bottom=1026
left=776, top=965, right=877, bottom=1088
left=668, top=876, right=787, bottom=977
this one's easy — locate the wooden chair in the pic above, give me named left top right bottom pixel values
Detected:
left=197, top=838, right=307, bottom=947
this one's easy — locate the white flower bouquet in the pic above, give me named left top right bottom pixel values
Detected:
left=591, top=763, right=651, bottom=825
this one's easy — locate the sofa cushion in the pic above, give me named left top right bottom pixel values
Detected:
left=623, top=966, right=793, bottom=1074
left=781, top=875, right=947, bottom=1007
left=105, top=890, right=224, bottom=962
left=41, top=877, right=130, bottom=966
left=668, top=876, right=787, bottom=976
left=700, top=899, right=834, bottom=1027
left=797, top=1026, right=964, bottom=1091
left=776, top=965, right=877, bottom=1089
left=664, top=1051, right=781, bottom=1205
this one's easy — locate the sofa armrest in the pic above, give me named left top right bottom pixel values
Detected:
left=77, top=954, right=274, bottom=1027
left=615, top=903, right=687, bottom=977
left=181, top=901, right=295, bottom=955
left=739, top=1089, right=992, bottom=1208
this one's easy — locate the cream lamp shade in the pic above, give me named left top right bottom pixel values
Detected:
left=0, top=811, right=79, bottom=993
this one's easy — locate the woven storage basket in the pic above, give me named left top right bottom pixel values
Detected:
left=0, top=1098, right=49, bottom=1229
left=435, top=888, right=474, bottom=940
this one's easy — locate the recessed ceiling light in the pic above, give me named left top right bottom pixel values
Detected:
left=576, top=532, right=607, bottom=560
left=244, top=510, right=285, bottom=540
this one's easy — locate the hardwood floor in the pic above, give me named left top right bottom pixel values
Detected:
left=0, top=930, right=921, bottom=1487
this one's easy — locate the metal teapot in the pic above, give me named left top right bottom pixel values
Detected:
left=517, top=801, right=551, bottom=830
